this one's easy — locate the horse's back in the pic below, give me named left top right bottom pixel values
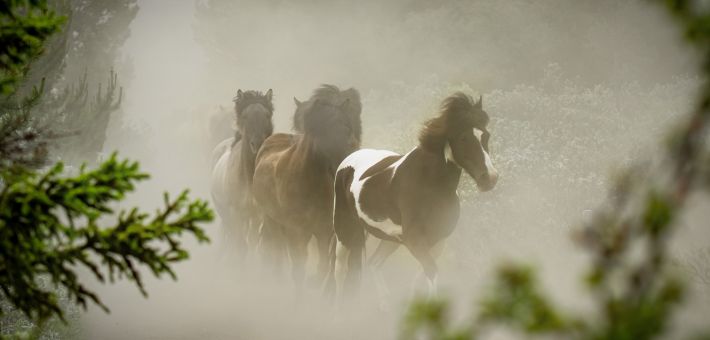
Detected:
left=212, top=137, right=234, bottom=171
left=255, top=133, right=300, bottom=167
left=338, top=149, right=401, bottom=177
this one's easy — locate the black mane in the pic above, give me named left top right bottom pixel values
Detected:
left=418, top=92, right=487, bottom=149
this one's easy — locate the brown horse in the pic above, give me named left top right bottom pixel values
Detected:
left=211, top=89, right=274, bottom=267
left=253, top=85, right=362, bottom=300
left=326, top=93, right=498, bottom=310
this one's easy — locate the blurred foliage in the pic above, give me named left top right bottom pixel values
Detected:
left=4, top=0, right=139, bottom=167
left=53, top=0, right=140, bottom=165
left=36, top=68, right=123, bottom=166
left=675, top=246, right=710, bottom=305
left=400, top=0, right=710, bottom=339
left=0, top=1, right=213, bottom=339
left=57, top=0, right=138, bottom=88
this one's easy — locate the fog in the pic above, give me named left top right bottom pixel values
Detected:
left=73, top=1, right=709, bottom=339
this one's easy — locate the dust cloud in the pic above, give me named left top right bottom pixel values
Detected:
left=78, top=0, right=708, bottom=339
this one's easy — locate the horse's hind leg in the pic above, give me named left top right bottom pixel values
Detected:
left=368, top=239, right=400, bottom=312
left=332, top=166, right=366, bottom=311
left=334, top=238, right=351, bottom=311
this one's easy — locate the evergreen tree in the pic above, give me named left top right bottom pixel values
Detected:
left=17, top=0, right=140, bottom=167
left=0, top=2, right=213, bottom=338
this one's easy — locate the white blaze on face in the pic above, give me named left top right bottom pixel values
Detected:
left=474, top=128, right=497, bottom=177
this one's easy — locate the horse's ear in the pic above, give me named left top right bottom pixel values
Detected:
left=266, top=89, right=273, bottom=102
left=294, top=97, right=301, bottom=107
left=474, top=95, right=483, bottom=109
left=339, top=98, right=351, bottom=112
left=236, top=89, right=244, bottom=102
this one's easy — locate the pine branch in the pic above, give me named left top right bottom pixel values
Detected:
left=0, top=154, right=212, bottom=324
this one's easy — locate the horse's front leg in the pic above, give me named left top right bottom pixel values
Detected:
left=285, top=228, right=311, bottom=305
left=246, top=211, right=262, bottom=262
left=404, top=235, right=446, bottom=300
left=259, top=215, right=285, bottom=279
left=229, top=207, right=249, bottom=270
left=369, top=239, right=400, bottom=312
left=307, top=227, right=333, bottom=289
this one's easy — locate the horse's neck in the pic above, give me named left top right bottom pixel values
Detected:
left=236, top=141, right=257, bottom=183
left=294, top=135, right=337, bottom=176
left=417, top=144, right=463, bottom=189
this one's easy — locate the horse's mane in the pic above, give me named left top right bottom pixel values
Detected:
left=293, top=84, right=362, bottom=143
left=418, top=92, right=487, bottom=149
left=231, top=90, right=274, bottom=147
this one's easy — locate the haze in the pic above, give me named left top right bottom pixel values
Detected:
left=72, top=1, right=710, bottom=339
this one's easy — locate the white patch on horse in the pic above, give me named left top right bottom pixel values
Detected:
left=391, top=147, right=415, bottom=176
left=339, top=149, right=408, bottom=240
left=444, top=143, right=457, bottom=165
left=473, top=128, right=484, bottom=141
left=474, top=128, right=497, bottom=176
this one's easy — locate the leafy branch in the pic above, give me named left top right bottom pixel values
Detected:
left=0, top=154, right=212, bottom=324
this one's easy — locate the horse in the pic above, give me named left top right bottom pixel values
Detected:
left=253, top=85, right=362, bottom=300
left=325, top=92, right=498, bottom=311
left=207, top=104, right=237, bottom=151
left=210, top=89, right=274, bottom=268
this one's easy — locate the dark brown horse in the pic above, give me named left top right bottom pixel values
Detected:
left=211, top=89, right=274, bottom=267
left=325, top=93, right=498, bottom=310
left=253, top=85, right=362, bottom=299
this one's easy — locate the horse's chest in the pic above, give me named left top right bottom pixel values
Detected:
left=274, top=175, right=334, bottom=227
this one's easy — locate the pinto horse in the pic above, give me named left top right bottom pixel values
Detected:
left=211, top=89, right=274, bottom=267
left=326, top=92, right=498, bottom=310
left=253, top=85, right=362, bottom=300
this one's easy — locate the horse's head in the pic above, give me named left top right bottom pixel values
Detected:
left=234, top=89, right=275, bottom=155
left=420, top=93, right=498, bottom=192
left=293, top=85, right=362, bottom=143
left=447, top=94, right=498, bottom=191
left=302, top=98, right=360, bottom=169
